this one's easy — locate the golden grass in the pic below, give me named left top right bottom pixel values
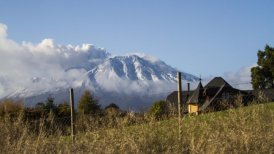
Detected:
left=0, top=102, right=273, bottom=153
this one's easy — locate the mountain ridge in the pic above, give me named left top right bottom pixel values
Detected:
left=2, top=45, right=199, bottom=110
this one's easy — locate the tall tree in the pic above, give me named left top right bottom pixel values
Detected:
left=251, top=45, right=274, bottom=89
left=78, top=90, right=100, bottom=114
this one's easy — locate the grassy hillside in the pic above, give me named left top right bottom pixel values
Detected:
left=1, top=102, right=274, bottom=153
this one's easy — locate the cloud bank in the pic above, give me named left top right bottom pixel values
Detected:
left=0, top=23, right=177, bottom=103
left=0, top=22, right=254, bottom=106
left=223, top=65, right=255, bottom=90
left=0, top=23, right=109, bottom=98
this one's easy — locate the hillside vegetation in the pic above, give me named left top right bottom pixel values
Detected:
left=0, top=102, right=274, bottom=153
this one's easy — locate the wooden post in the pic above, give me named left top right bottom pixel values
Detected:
left=177, top=72, right=182, bottom=141
left=70, top=88, right=75, bottom=142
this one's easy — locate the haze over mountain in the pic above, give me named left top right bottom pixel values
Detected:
left=0, top=23, right=199, bottom=110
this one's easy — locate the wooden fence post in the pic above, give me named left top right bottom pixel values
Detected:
left=177, top=72, right=182, bottom=141
left=70, top=88, right=75, bottom=142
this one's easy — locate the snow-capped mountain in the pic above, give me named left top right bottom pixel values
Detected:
left=89, top=55, right=198, bottom=82
left=81, top=54, right=199, bottom=109
left=13, top=53, right=198, bottom=110
left=0, top=31, right=199, bottom=110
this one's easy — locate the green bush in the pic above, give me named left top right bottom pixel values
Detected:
left=78, top=90, right=101, bottom=115
left=149, top=100, right=168, bottom=120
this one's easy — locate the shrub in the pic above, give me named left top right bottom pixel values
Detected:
left=105, top=103, right=120, bottom=117
left=0, top=99, right=24, bottom=116
left=149, top=100, right=168, bottom=120
left=105, top=103, right=119, bottom=110
left=57, top=102, right=70, bottom=117
left=78, top=90, right=101, bottom=115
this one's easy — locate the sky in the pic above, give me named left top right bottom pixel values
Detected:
left=0, top=0, right=274, bottom=77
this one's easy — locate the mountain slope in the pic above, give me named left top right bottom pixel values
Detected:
left=89, top=55, right=198, bottom=82
left=2, top=48, right=199, bottom=110
left=0, top=24, right=199, bottom=110
left=79, top=54, right=199, bottom=109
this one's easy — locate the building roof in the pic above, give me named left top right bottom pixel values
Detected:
left=203, top=77, right=243, bottom=97
left=166, top=90, right=194, bottom=104
left=166, top=77, right=251, bottom=112
left=205, top=77, right=232, bottom=88
left=188, top=82, right=204, bottom=104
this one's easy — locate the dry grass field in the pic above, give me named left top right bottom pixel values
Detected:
left=0, top=102, right=273, bottom=153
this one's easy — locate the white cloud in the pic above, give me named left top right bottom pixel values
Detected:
left=0, top=23, right=109, bottom=98
left=0, top=22, right=255, bottom=108
left=0, top=23, right=7, bottom=38
left=0, top=22, right=178, bottom=104
left=125, top=52, right=160, bottom=63
left=223, top=65, right=256, bottom=90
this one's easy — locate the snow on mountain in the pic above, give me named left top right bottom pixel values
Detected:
left=4, top=53, right=199, bottom=110
left=0, top=23, right=199, bottom=110
left=90, top=55, right=198, bottom=82
left=2, top=50, right=199, bottom=110
left=83, top=54, right=199, bottom=109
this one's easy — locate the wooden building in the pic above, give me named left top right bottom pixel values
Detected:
left=166, top=77, right=249, bottom=114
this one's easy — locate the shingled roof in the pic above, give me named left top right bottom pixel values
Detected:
left=188, top=82, right=204, bottom=104
left=205, top=77, right=232, bottom=88
left=166, top=90, right=194, bottom=104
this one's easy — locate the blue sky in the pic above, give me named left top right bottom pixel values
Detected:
left=1, top=0, right=274, bottom=77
